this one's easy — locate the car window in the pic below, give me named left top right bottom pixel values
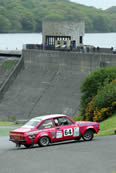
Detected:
left=54, top=117, right=73, bottom=126
left=22, top=120, right=41, bottom=128
left=38, top=119, right=54, bottom=129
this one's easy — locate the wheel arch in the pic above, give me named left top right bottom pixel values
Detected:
left=36, top=134, right=52, bottom=144
left=82, top=126, right=97, bottom=135
left=86, top=127, right=97, bottom=134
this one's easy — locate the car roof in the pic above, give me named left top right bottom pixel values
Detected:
left=31, top=114, right=67, bottom=121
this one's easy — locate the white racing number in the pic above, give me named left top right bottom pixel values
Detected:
left=64, top=128, right=73, bottom=136
left=73, top=127, right=79, bottom=137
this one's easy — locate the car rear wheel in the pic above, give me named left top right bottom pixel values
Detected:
left=82, top=130, right=93, bottom=141
left=39, top=136, right=50, bottom=147
left=24, top=144, right=33, bottom=148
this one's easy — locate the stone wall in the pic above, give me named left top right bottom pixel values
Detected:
left=23, top=50, right=116, bottom=73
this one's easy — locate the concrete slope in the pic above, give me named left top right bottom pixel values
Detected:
left=1, top=49, right=115, bottom=120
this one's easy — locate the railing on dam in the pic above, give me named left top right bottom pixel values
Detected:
left=23, top=44, right=116, bottom=54
left=0, top=50, right=22, bottom=57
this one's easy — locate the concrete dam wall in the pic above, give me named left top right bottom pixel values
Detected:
left=0, top=50, right=116, bottom=120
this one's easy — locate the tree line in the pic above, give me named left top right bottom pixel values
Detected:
left=0, top=0, right=116, bottom=33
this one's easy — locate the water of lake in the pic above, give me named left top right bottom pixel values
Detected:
left=0, top=33, right=116, bottom=50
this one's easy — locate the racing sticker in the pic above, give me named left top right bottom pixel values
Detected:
left=64, top=128, right=73, bottom=136
left=73, top=127, right=79, bottom=137
left=56, top=130, right=63, bottom=138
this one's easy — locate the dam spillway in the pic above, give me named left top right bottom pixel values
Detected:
left=0, top=49, right=116, bottom=120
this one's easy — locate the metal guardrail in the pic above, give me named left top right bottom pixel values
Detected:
left=0, top=50, right=22, bottom=57
left=24, top=44, right=115, bottom=54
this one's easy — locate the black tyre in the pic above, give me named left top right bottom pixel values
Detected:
left=82, top=130, right=93, bottom=141
left=24, top=144, right=33, bottom=148
left=75, top=136, right=81, bottom=141
left=39, top=136, right=50, bottom=147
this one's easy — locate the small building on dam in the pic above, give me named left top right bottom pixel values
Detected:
left=42, top=20, right=85, bottom=49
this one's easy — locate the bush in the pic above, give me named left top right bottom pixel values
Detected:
left=80, top=66, right=116, bottom=116
left=84, top=80, right=116, bottom=122
left=7, top=115, right=16, bottom=122
left=73, top=114, right=84, bottom=121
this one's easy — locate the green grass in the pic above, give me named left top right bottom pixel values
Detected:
left=0, top=121, right=15, bottom=126
left=96, top=114, right=116, bottom=136
left=2, top=60, right=18, bottom=69
left=0, top=121, right=21, bottom=136
left=0, top=128, right=16, bottom=136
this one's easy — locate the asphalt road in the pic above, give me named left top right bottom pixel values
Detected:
left=0, top=135, right=116, bottom=173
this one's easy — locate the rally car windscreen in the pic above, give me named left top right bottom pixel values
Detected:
left=22, top=120, right=41, bottom=128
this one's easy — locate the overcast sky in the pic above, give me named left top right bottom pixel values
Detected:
left=70, top=0, right=116, bottom=10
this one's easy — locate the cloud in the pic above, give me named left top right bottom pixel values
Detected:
left=70, top=0, right=116, bottom=9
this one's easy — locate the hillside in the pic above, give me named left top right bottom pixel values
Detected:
left=105, top=6, right=116, bottom=13
left=0, top=0, right=116, bottom=33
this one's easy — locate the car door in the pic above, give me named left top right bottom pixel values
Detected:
left=53, top=117, right=79, bottom=142
left=38, top=119, right=55, bottom=140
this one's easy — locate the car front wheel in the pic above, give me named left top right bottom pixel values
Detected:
left=82, top=130, right=93, bottom=141
left=75, top=136, right=81, bottom=141
left=39, top=136, right=50, bottom=147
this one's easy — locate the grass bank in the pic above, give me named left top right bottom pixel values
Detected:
left=0, top=121, right=15, bottom=126
left=0, top=122, right=21, bottom=136
left=0, top=128, right=15, bottom=136
left=2, top=60, right=18, bottom=70
left=96, top=114, right=116, bottom=136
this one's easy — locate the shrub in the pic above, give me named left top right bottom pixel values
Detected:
left=73, top=114, right=84, bottom=121
left=80, top=66, right=116, bottom=116
left=84, top=80, right=116, bottom=122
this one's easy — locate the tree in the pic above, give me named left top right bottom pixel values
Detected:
left=20, top=12, right=36, bottom=32
left=0, top=0, right=116, bottom=33
left=0, top=15, right=11, bottom=32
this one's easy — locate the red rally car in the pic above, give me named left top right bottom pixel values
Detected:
left=9, top=114, right=100, bottom=148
